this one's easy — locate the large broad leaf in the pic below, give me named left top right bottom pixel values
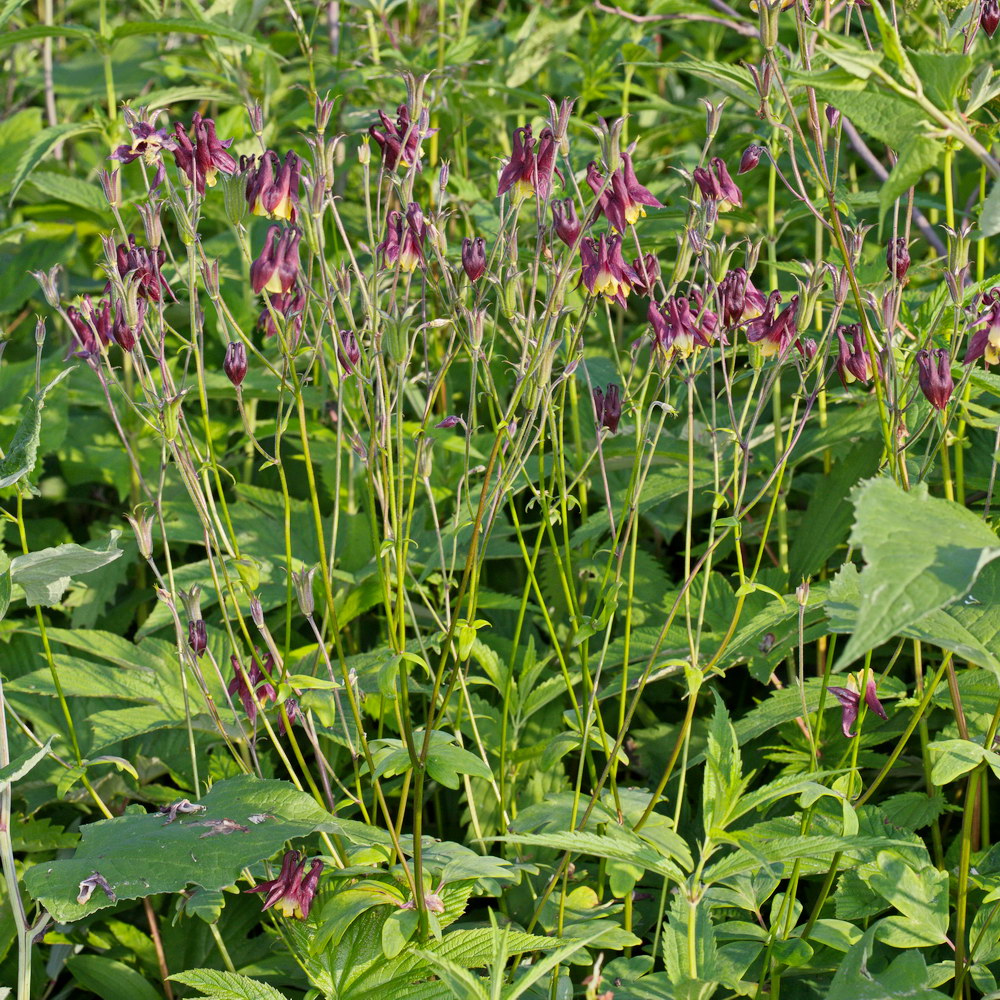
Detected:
left=7, top=123, right=100, bottom=205
left=831, top=478, right=1000, bottom=669
left=23, top=776, right=332, bottom=922
left=10, top=531, right=123, bottom=607
left=826, top=926, right=950, bottom=999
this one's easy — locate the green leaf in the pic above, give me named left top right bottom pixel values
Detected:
left=908, top=50, right=973, bottom=108
left=66, top=955, right=162, bottom=1000
left=827, top=927, right=950, bottom=999
left=927, top=738, right=1000, bottom=784
left=11, top=530, right=123, bottom=607
left=869, top=852, right=948, bottom=947
left=832, top=479, right=1000, bottom=669
left=27, top=171, right=110, bottom=216
left=0, top=551, right=10, bottom=622
left=703, top=694, right=747, bottom=836
left=8, top=123, right=100, bottom=205
left=0, top=24, right=96, bottom=48
left=982, top=179, right=1000, bottom=238
left=879, top=134, right=941, bottom=217
left=169, top=969, right=291, bottom=1000
left=23, top=775, right=332, bottom=922
left=0, top=367, right=73, bottom=489
left=0, top=737, right=53, bottom=790
left=112, top=18, right=280, bottom=57
left=0, top=0, right=32, bottom=30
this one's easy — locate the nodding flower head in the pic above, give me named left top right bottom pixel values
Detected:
left=246, top=850, right=324, bottom=920
left=886, top=237, right=911, bottom=283
left=580, top=234, right=638, bottom=306
left=243, top=150, right=301, bottom=222
left=497, top=125, right=538, bottom=201
left=257, top=290, right=306, bottom=342
left=551, top=198, right=582, bottom=246
left=592, top=383, right=622, bottom=434
left=835, top=324, right=881, bottom=386
left=227, top=652, right=278, bottom=725
left=917, top=348, right=954, bottom=411
left=187, top=619, right=207, bottom=657
left=112, top=297, right=145, bottom=353
left=250, top=226, right=301, bottom=295
left=66, top=297, right=111, bottom=356
left=171, top=113, right=237, bottom=195
left=370, top=103, right=431, bottom=171
left=112, top=235, right=174, bottom=302
left=461, top=236, right=487, bottom=282
left=693, top=157, right=742, bottom=211
left=337, top=329, right=361, bottom=374
left=631, top=253, right=660, bottom=297
left=224, top=342, right=248, bottom=388
left=648, top=295, right=716, bottom=360
left=738, top=144, right=765, bottom=175
left=983, top=0, right=1000, bottom=36
left=586, top=155, right=662, bottom=233
left=964, top=289, right=1000, bottom=367
left=718, top=267, right=767, bottom=328
left=829, top=675, right=887, bottom=738
left=745, top=291, right=799, bottom=357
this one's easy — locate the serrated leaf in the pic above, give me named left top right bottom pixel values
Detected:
left=27, top=171, right=109, bottom=215
left=832, top=479, right=1000, bottom=669
left=11, top=530, right=123, bottom=607
left=0, top=366, right=73, bottom=489
left=0, top=737, right=53, bottom=790
left=8, top=123, right=100, bottom=205
left=169, top=969, right=291, bottom=1000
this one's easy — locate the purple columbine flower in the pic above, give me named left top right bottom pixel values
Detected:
left=337, top=329, right=361, bottom=374
left=112, top=112, right=174, bottom=190
left=828, top=676, right=887, bottom=738
left=964, top=289, right=1000, bottom=367
left=497, top=125, right=538, bottom=201
left=224, top=342, right=248, bottom=387
left=461, top=236, right=487, bottom=282
left=580, top=234, right=639, bottom=306
left=257, top=290, right=306, bottom=342
left=243, top=150, right=301, bottom=222
left=886, top=237, right=911, bottom=282
left=631, top=253, right=660, bottom=297
left=917, top=348, right=954, bottom=411
left=717, top=268, right=767, bottom=328
left=250, top=226, right=301, bottom=295
left=746, top=291, right=799, bottom=357
left=648, top=295, right=714, bottom=359
left=592, top=383, right=622, bottom=433
left=693, top=157, right=742, bottom=211
left=738, top=144, right=765, bottom=175
left=370, top=103, right=432, bottom=172
left=246, top=850, right=324, bottom=920
left=112, top=235, right=174, bottom=302
left=551, top=198, right=582, bottom=246
left=112, top=297, right=144, bottom=352
left=187, top=619, right=207, bottom=657
left=835, top=323, right=882, bottom=386
left=171, top=113, right=237, bottom=194
left=586, top=155, right=663, bottom=234
left=983, top=0, right=1000, bottom=36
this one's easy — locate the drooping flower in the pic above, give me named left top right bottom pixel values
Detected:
left=243, top=150, right=301, bottom=222
left=745, top=291, right=799, bottom=357
left=692, top=157, right=742, bottom=211
left=738, top=144, right=765, bottom=174
left=964, top=289, right=1000, bottom=367
left=112, top=297, right=145, bottom=352
left=886, top=237, right=910, bottom=282
left=631, top=253, right=660, bottom=297
left=579, top=234, right=639, bottom=306
left=246, top=850, right=324, bottom=920
left=461, top=236, right=487, bottom=282
left=835, top=323, right=882, bottom=386
left=250, top=226, right=301, bottom=295
left=586, top=155, right=662, bottom=233
left=370, top=103, right=431, bottom=172
left=224, top=342, right=248, bottom=387
left=917, top=348, right=954, bottom=411
left=828, top=676, right=887, bottom=738
left=337, top=329, right=361, bottom=374
left=257, top=291, right=306, bottom=342
left=498, top=126, right=538, bottom=201
left=648, top=295, right=714, bottom=359
left=551, top=198, right=582, bottom=246
left=66, top=297, right=111, bottom=356
left=983, top=0, right=1000, bottom=37
left=717, top=268, right=767, bottom=328
left=170, top=114, right=237, bottom=194
left=112, top=235, right=174, bottom=302
left=592, top=383, right=622, bottom=433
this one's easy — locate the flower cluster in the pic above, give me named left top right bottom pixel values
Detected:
left=171, top=113, right=238, bottom=194
left=228, top=652, right=297, bottom=734
left=370, top=102, right=432, bottom=172
left=585, top=153, right=662, bottom=232
left=497, top=124, right=559, bottom=201
left=648, top=293, right=720, bottom=360
left=242, top=150, right=302, bottom=222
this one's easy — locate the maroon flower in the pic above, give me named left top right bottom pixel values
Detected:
left=592, top=383, right=622, bottom=433
left=66, top=299, right=111, bottom=356
left=718, top=268, right=767, bottom=328
left=746, top=291, right=799, bottom=357
left=224, top=342, right=248, bottom=387
left=370, top=103, right=430, bottom=172
left=648, top=296, right=713, bottom=359
left=738, top=144, right=765, bottom=175
left=461, top=236, right=487, bottom=282
left=246, top=850, right=324, bottom=920
left=886, top=237, right=910, bottom=282
left=187, top=620, right=207, bottom=657
left=112, top=297, right=144, bottom=352
left=228, top=652, right=278, bottom=725
left=917, top=348, right=953, bottom=411
left=250, top=226, right=301, bottom=295
left=579, top=234, right=639, bottom=306
left=171, top=114, right=237, bottom=195
left=965, top=289, right=1000, bottom=367
left=112, top=115, right=173, bottom=190
left=243, top=150, right=301, bottom=222
left=113, top=235, right=174, bottom=302
left=693, top=157, right=742, bottom=210
left=552, top=198, right=582, bottom=246
left=835, top=323, right=881, bottom=386
left=983, top=0, right=1000, bottom=36
left=337, top=329, right=361, bottom=374
left=586, top=155, right=662, bottom=233
left=631, top=253, right=660, bottom=297
left=498, top=125, right=538, bottom=201
left=257, top=290, right=306, bottom=341
left=829, top=677, right=887, bottom=738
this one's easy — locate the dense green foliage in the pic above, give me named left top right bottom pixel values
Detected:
left=2, top=1, right=1000, bottom=997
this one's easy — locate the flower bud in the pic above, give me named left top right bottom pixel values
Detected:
left=825, top=104, right=841, bottom=129
left=188, top=619, right=207, bottom=657
left=30, top=264, right=61, bottom=308
left=461, top=236, right=486, bottom=282
left=886, top=237, right=910, bottom=283
left=551, top=198, right=582, bottom=246
left=224, top=341, right=248, bottom=387
left=917, top=348, right=954, bottom=410
left=100, top=168, right=121, bottom=208
left=983, top=0, right=999, bottom=37
left=292, top=567, right=317, bottom=618
left=738, top=144, right=764, bottom=175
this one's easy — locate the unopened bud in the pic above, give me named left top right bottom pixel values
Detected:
left=100, top=168, right=121, bottom=208
left=188, top=619, right=207, bottom=657
left=438, top=160, right=449, bottom=195
left=247, top=101, right=264, bottom=137
left=137, top=201, right=163, bottom=249
left=30, top=265, right=61, bottom=308
left=34, top=317, right=46, bottom=348
left=292, top=567, right=317, bottom=617
left=249, top=596, right=264, bottom=627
